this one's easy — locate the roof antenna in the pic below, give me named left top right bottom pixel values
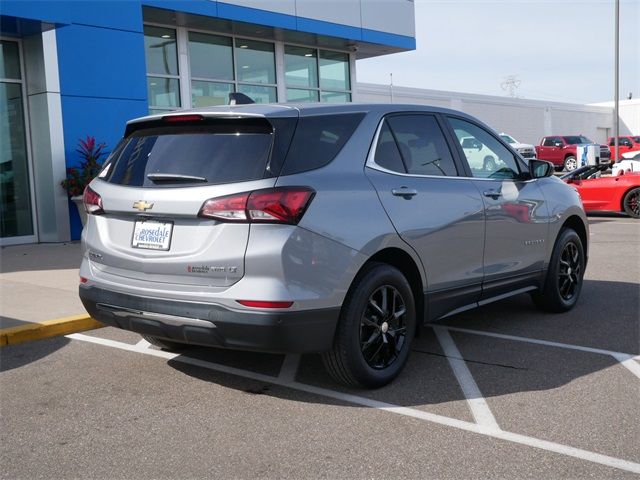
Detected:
left=229, top=93, right=255, bottom=105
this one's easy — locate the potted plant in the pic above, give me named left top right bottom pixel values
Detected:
left=61, top=136, right=107, bottom=227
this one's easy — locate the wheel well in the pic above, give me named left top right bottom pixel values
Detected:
left=363, top=248, right=425, bottom=325
left=562, top=215, right=588, bottom=258
left=564, top=153, right=576, bottom=159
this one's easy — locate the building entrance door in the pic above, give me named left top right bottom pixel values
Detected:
left=1, top=39, right=36, bottom=244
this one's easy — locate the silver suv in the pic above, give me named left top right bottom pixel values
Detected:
left=79, top=104, right=588, bottom=388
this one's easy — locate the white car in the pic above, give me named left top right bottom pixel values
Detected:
left=499, top=133, right=537, bottom=160
left=621, top=150, right=640, bottom=160
left=612, top=159, right=640, bottom=175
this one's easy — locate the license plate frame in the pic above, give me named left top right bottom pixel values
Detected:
left=131, top=219, right=174, bottom=251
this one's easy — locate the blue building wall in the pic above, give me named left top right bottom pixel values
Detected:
left=1, top=0, right=415, bottom=240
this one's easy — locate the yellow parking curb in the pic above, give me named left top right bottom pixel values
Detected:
left=0, top=315, right=103, bottom=347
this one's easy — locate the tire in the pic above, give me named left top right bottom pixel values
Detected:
left=322, top=263, right=416, bottom=388
left=142, top=334, right=188, bottom=351
left=483, top=156, right=497, bottom=171
left=532, top=228, right=585, bottom=312
left=622, top=187, right=640, bottom=219
left=563, top=155, right=578, bottom=172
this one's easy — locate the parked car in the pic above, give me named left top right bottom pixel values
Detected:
left=499, top=133, right=536, bottom=160
left=608, top=136, right=640, bottom=160
left=79, top=103, right=589, bottom=388
left=561, top=164, right=640, bottom=218
left=611, top=159, right=640, bottom=176
left=621, top=150, right=640, bottom=160
left=535, top=135, right=611, bottom=171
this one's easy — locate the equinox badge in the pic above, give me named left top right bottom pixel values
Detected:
left=132, top=200, right=154, bottom=211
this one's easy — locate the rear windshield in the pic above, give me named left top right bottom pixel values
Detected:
left=103, top=119, right=291, bottom=187
left=563, top=136, right=593, bottom=145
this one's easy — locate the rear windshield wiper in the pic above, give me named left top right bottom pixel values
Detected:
left=147, top=173, right=208, bottom=183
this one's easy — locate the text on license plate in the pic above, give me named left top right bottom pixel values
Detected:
left=132, top=220, right=173, bottom=250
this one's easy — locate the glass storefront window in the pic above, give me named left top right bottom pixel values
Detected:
left=144, top=26, right=178, bottom=76
left=235, top=39, right=275, bottom=84
left=321, top=91, right=351, bottom=103
left=319, top=51, right=350, bottom=91
left=287, top=88, right=319, bottom=103
left=188, top=32, right=233, bottom=81
left=147, top=77, right=180, bottom=108
left=0, top=82, right=33, bottom=237
left=192, top=80, right=234, bottom=107
left=0, top=41, right=21, bottom=80
left=237, top=84, right=277, bottom=104
left=284, top=46, right=318, bottom=89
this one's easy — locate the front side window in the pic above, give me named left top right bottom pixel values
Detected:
left=449, top=117, right=521, bottom=179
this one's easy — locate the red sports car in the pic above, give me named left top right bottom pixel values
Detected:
left=561, top=164, right=640, bottom=219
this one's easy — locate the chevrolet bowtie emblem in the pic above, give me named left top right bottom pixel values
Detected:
left=132, top=200, right=154, bottom=211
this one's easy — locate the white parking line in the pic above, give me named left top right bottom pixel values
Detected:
left=135, top=339, right=151, bottom=349
left=433, top=326, right=500, bottom=432
left=278, top=354, right=301, bottom=382
left=439, top=326, right=640, bottom=379
left=66, top=332, right=640, bottom=474
left=440, top=326, right=633, bottom=358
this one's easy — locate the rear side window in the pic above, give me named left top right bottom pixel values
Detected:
left=105, top=119, right=281, bottom=187
left=281, top=113, right=365, bottom=175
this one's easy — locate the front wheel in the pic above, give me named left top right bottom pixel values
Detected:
left=532, top=228, right=585, bottom=312
left=563, top=155, right=578, bottom=172
left=622, top=187, right=640, bottom=218
left=322, top=263, right=416, bottom=388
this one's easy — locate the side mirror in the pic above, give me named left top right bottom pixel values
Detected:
left=529, top=159, right=554, bottom=179
left=554, top=141, right=563, bottom=148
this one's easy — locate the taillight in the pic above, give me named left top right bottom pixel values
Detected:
left=83, top=186, right=104, bottom=214
left=199, top=187, right=315, bottom=225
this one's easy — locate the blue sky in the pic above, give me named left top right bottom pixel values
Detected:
left=357, top=0, right=639, bottom=104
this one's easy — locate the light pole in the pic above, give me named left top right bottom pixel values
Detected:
left=614, top=0, right=619, bottom=163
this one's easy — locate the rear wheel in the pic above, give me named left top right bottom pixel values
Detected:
left=622, top=187, right=640, bottom=218
left=322, top=263, right=416, bottom=388
left=142, top=334, right=188, bottom=351
left=563, top=155, right=578, bottom=172
left=532, top=228, right=585, bottom=312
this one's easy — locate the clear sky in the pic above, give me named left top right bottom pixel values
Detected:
left=356, top=0, right=639, bottom=104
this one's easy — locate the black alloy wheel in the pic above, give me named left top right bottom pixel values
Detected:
left=557, top=241, right=582, bottom=301
left=623, top=188, right=640, bottom=219
left=360, top=285, right=407, bottom=370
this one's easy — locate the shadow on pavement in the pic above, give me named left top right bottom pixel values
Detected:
left=0, top=336, right=71, bottom=373
left=166, top=278, right=638, bottom=408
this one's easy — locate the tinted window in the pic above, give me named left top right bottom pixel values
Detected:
left=563, top=136, right=593, bottom=145
left=543, top=137, right=555, bottom=147
left=281, top=113, right=365, bottom=175
left=385, top=115, right=457, bottom=177
left=106, top=121, right=276, bottom=187
left=374, top=123, right=406, bottom=173
left=449, top=117, right=520, bottom=179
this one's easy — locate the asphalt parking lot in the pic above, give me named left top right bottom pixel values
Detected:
left=1, top=216, right=639, bottom=479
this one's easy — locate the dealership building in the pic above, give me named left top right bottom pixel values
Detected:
left=0, top=0, right=416, bottom=244
left=1, top=1, right=637, bottom=246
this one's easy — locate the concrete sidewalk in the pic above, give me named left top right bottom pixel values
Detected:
left=0, top=242, right=100, bottom=345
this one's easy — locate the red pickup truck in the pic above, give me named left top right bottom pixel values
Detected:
left=535, top=135, right=611, bottom=171
left=608, top=136, right=640, bottom=160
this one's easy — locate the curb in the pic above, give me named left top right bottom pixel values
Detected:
left=0, top=315, right=103, bottom=347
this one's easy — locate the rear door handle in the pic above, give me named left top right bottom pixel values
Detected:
left=392, top=188, right=418, bottom=197
left=483, top=189, right=502, bottom=199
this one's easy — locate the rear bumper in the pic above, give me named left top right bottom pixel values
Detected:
left=80, top=285, right=340, bottom=354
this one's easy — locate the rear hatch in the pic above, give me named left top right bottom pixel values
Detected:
left=84, top=113, right=297, bottom=289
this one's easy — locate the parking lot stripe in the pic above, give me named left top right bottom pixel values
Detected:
left=278, top=354, right=301, bottom=382
left=433, top=326, right=500, bottom=432
left=66, top=332, right=640, bottom=475
left=135, top=339, right=152, bottom=349
left=440, top=326, right=633, bottom=358
left=616, top=356, right=640, bottom=380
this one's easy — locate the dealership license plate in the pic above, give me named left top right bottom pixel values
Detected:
left=132, top=220, right=173, bottom=251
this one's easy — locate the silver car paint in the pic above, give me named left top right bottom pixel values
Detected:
left=81, top=103, right=588, bottom=323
